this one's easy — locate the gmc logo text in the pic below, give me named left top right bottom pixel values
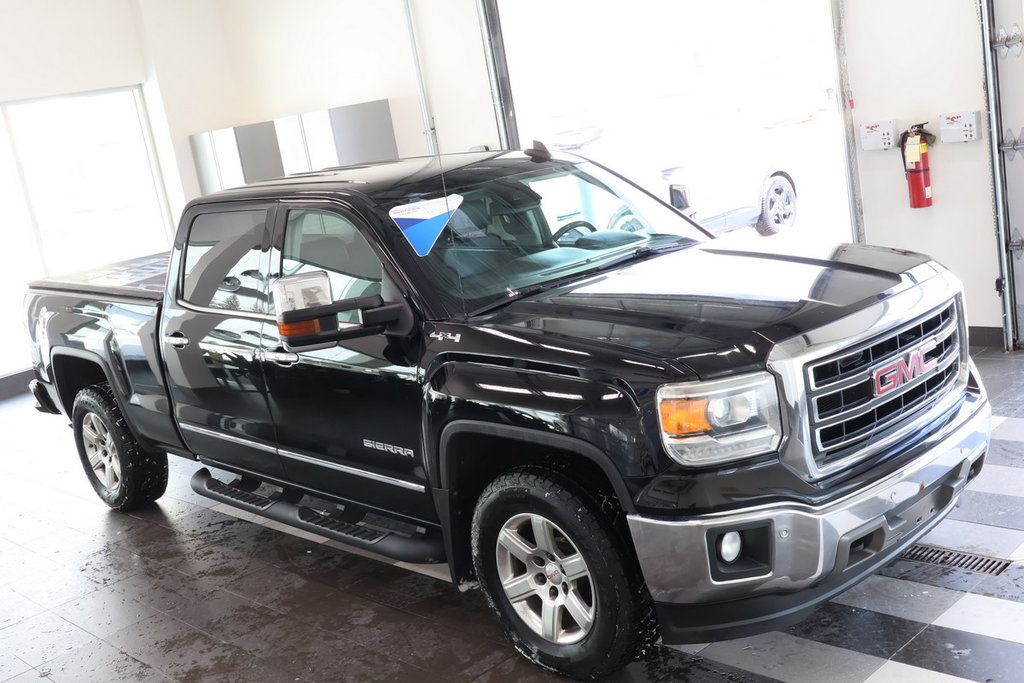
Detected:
left=872, top=340, right=938, bottom=397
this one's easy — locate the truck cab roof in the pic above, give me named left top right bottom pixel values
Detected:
left=200, top=151, right=507, bottom=204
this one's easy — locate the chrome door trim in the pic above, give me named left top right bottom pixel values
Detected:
left=279, top=447, right=426, bottom=493
left=175, top=299, right=275, bottom=323
left=179, top=422, right=278, bottom=454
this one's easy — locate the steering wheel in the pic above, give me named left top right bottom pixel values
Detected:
left=553, top=220, right=598, bottom=244
left=606, top=207, right=651, bottom=233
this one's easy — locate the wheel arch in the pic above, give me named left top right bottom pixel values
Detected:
left=436, top=420, right=637, bottom=585
left=764, top=170, right=797, bottom=198
left=50, top=349, right=117, bottom=417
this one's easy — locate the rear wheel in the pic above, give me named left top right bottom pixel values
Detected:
left=472, top=469, right=655, bottom=679
left=72, top=383, right=168, bottom=511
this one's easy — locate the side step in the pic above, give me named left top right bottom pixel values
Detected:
left=190, top=468, right=446, bottom=564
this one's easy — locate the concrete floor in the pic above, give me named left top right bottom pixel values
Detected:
left=1, top=346, right=1023, bottom=682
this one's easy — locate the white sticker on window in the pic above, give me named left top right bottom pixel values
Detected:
left=389, top=194, right=464, bottom=257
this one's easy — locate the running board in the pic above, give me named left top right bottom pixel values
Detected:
left=190, top=468, right=446, bottom=564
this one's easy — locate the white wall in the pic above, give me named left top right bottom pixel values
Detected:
left=0, top=0, right=500, bottom=218
left=215, top=0, right=499, bottom=155
left=0, top=0, right=146, bottom=102
left=214, top=0, right=425, bottom=156
left=409, top=0, right=501, bottom=154
left=133, top=0, right=255, bottom=215
left=132, top=0, right=500, bottom=211
left=842, top=0, right=1001, bottom=328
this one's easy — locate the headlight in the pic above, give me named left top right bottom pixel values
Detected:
left=656, top=372, right=783, bottom=467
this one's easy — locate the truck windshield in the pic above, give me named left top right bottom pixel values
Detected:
left=372, top=153, right=709, bottom=316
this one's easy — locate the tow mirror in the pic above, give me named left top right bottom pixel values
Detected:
left=271, top=272, right=403, bottom=349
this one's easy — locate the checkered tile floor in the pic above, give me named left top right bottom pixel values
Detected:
left=0, top=345, right=1021, bottom=682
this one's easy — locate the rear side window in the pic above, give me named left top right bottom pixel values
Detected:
left=278, top=209, right=382, bottom=320
left=182, top=210, right=268, bottom=312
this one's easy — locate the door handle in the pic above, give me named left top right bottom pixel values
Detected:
left=263, top=349, right=300, bottom=365
left=164, top=333, right=190, bottom=349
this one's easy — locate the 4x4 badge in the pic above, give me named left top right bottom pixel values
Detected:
left=872, top=340, right=938, bottom=397
left=429, top=331, right=461, bottom=343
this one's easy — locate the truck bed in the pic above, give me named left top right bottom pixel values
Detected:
left=28, top=253, right=169, bottom=302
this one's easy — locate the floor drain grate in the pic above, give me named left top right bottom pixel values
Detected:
left=898, top=543, right=1011, bottom=575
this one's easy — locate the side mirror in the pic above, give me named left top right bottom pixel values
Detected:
left=271, top=272, right=403, bottom=350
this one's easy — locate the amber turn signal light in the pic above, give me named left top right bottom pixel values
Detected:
left=658, top=398, right=711, bottom=436
left=278, top=319, right=320, bottom=338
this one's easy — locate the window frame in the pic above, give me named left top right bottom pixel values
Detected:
left=268, top=199, right=400, bottom=313
left=276, top=206, right=385, bottom=318
left=175, top=201, right=277, bottom=321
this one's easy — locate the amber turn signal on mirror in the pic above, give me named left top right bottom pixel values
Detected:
left=278, top=319, right=320, bottom=338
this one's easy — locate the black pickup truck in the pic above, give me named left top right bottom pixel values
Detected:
left=26, top=149, right=991, bottom=679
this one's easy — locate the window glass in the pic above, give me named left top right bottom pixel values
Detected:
left=2, top=86, right=171, bottom=376
left=496, top=0, right=853, bottom=242
left=182, top=210, right=267, bottom=312
left=0, top=109, right=45, bottom=375
left=280, top=210, right=382, bottom=322
left=4, top=88, right=172, bottom=276
left=526, top=173, right=645, bottom=234
left=371, top=154, right=702, bottom=315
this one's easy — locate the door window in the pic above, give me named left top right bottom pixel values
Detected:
left=181, top=210, right=269, bottom=312
left=279, top=209, right=382, bottom=322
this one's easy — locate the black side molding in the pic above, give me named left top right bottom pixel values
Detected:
left=190, top=468, right=446, bottom=564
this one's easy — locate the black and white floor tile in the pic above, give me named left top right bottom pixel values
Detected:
left=0, top=345, right=1021, bottom=682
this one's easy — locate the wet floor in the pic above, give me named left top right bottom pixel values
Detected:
left=1, top=345, right=1023, bottom=682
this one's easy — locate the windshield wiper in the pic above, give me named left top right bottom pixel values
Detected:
left=597, top=238, right=694, bottom=269
left=466, top=238, right=695, bottom=317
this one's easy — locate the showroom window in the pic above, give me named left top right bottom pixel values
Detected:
left=0, top=86, right=172, bottom=378
left=484, top=0, right=855, bottom=243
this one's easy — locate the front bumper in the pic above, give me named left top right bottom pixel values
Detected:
left=627, top=391, right=990, bottom=643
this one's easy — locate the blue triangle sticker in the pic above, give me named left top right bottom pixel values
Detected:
left=389, top=194, right=464, bottom=257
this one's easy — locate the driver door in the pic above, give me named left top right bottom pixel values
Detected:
left=260, top=202, right=433, bottom=522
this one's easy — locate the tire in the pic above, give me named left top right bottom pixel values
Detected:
left=72, top=383, right=168, bottom=512
left=755, top=175, right=797, bottom=236
left=471, top=469, right=656, bottom=679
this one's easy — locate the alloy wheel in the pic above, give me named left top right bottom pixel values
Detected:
left=494, top=512, right=595, bottom=644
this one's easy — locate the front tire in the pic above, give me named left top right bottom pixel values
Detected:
left=472, top=469, right=655, bottom=679
left=72, top=383, right=168, bottom=512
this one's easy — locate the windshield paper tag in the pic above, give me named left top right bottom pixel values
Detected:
left=389, top=194, right=464, bottom=257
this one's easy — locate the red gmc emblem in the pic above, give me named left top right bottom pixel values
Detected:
left=872, top=340, right=938, bottom=397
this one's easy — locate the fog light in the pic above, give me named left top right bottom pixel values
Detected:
left=718, top=531, right=742, bottom=564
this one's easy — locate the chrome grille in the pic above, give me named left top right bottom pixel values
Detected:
left=805, top=302, right=961, bottom=467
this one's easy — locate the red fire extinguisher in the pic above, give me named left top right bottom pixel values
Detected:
left=899, top=123, right=936, bottom=208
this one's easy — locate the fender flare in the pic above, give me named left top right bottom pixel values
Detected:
left=49, top=347, right=122, bottom=415
left=437, top=420, right=636, bottom=514
left=48, top=347, right=151, bottom=450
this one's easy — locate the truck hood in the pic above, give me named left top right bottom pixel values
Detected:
left=486, top=241, right=942, bottom=379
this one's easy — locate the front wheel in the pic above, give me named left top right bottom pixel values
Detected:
left=755, top=175, right=797, bottom=236
left=72, top=383, right=168, bottom=512
left=472, top=469, right=655, bottom=679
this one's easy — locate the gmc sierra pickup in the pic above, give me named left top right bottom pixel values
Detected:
left=26, top=148, right=991, bottom=679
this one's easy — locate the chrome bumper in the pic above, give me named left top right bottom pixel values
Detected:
left=627, top=393, right=991, bottom=606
